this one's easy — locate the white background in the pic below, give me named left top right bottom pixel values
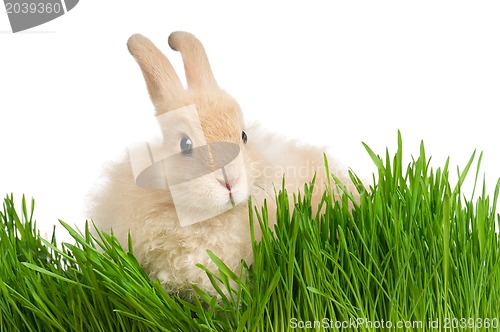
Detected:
left=1, top=1, right=499, bottom=240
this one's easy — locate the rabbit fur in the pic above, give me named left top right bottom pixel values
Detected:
left=87, top=31, right=356, bottom=298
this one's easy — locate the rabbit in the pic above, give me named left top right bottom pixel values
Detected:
left=87, top=31, right=356, bottom=299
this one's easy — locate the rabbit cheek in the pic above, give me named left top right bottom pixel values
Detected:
left=228, top=173, right=249, bottom=206
left=228, top=186, right=249, bottom=207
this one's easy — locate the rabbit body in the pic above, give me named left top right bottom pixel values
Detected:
left=88, top=32, right=351, bottom=297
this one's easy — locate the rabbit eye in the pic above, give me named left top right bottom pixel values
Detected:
left=180, top=136, right=193, bottom=155
left=241, top=131, right=248, bottom=144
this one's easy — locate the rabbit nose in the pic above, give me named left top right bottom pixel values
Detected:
left=217, top=174, right=239, bottom=191
left=217, top=177, right=237, bottom=207
left=216, top=166, right=239, bottom=190
left=218, top=179, right=233, bottom=191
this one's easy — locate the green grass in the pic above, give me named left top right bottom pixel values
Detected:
left=1, top=133, right=499, bottom=331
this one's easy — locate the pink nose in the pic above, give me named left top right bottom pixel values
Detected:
left=218, top=179, right=232, bottom=191
left=218, top=172, right=240, bottom=191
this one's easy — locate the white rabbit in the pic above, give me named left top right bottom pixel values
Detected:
left=87, top=31, right=355, bottom=298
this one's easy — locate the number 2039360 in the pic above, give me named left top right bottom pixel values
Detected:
left=5, top=2, right=62, bottom=14
left=443, top=318, right=498, bottom=329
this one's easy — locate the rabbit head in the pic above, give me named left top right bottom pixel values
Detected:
left=127, top=32, right=251, bottom=224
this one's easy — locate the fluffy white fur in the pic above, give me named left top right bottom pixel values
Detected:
left=87, top=32, right=355, bottom=298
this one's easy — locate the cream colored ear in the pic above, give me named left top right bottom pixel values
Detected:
left=127, top=34, right=184, bottom=109
left=168, top=31, right=217, bottom=91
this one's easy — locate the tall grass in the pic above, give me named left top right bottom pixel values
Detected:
left=1, top=133, right=499, bottom=331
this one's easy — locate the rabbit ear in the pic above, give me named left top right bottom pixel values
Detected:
left=168, top=31, right=217, bottom=91
left=127, top=34, right=184, bottom=109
